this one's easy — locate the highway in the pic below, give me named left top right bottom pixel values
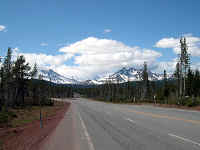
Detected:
left=42, top=98, right=200, bottom=150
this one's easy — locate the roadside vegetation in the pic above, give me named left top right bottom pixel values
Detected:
left=0, top=101, right=66, bottom=128
left=78, top=37, right=200, bottom=108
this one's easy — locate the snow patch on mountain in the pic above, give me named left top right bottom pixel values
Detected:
left=87, top=67, right=173, bottom=84
left=39, top=69, right=79, bottom=84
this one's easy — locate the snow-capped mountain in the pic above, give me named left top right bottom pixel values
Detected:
left=37, top=67, right=173, bottom=85
left=88, top=67, right=172, bottom=84
left=39, top=69, right=79, bottom=84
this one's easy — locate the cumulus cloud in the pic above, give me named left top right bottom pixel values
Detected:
left=12, top=37, right=162, bottom=80
left=12, top=48, right=73, bottom=69
left=40, top=42, right=48, bottom=46
left=0, top=25, right=6, bottom=32
left=58, top=37, right=161, bottom=79
left=21, top=53, right=73, bottom=68
left=103, top=29, right=112, bottom=33
left=155, top=35, right=200, bottom=56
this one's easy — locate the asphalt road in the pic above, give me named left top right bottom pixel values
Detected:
left=42, top=98, right=200, bottom=150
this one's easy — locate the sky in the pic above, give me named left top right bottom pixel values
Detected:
left=1, top=0, right=200, bottom=80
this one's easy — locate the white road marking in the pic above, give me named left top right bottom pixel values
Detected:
left=78, top=113, right=95, bottom=150
left=124, top=118, right=136, bottom=124
left=168, top=133, right=200, bottom=147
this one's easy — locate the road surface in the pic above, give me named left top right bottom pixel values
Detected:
left=41, top=98, right=200, bottom=150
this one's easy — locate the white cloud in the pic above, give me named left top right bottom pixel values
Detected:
left=0, top=25, right=6, bottom=32
left=21, top=53, right=73, bottom=68
left=103, top=29, right=112, bottom=33
left=12, top=37, right=163, bottom=80
left=40, top=42, right=48, bottom=46
left=12, top=48, right=73, bottom=69
left=58, top=37, right=162, bottom=79
left=155, top=37, right=179, bottom=48
left=155, top=35, right=200, bottom=56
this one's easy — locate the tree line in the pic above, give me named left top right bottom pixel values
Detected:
left=0, top=48, right=73, bottom=112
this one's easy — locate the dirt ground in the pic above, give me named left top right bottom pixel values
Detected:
left=0, top=101, right=70, bottom=150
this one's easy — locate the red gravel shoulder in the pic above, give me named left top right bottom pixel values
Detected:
left=1, top=102, right=70, bottom=150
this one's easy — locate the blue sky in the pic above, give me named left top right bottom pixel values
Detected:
left=1, top=0, right=200, bottom=80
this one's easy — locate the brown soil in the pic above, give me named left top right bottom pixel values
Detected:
left=0, top=101, right=71, bottom=150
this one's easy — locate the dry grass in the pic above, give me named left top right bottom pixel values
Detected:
left=10, top=101, right=65, bottom=128
left=0, top=100, right=67, bottom=149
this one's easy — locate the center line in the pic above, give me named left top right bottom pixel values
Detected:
left=168, top=133, right=200, bottom=147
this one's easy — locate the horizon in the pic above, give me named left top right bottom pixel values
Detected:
left=1, top=0, right=200, bottom=80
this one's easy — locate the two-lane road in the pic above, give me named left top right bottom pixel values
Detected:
left=42, top=98, right=200, bottom=150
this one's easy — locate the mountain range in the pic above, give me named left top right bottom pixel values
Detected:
left=39, top=67, right=173, bottom=85
left=85, top=67, right=173, bottom=85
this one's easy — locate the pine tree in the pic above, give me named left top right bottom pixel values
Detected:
left=179, top=37, right=190, bottom=98
left=142, top=62, right=149, bottom=100
left=163, top=70, right=169, bottom=103
left=29, top=63, right=38, bottom=105
left=13, top=55, right=31, bottom=106
left=0, top=65, right=4, bottom=111
left=194, top=70, right=200, bottom=97
left=174, top=62, right=181, bottom=98
left=3, top=48, right=13, bottom=110
left=186, top=68, right=194, bottom=96
left=30, top=63, right=38, bottom=79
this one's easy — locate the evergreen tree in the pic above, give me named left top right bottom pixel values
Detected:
left=174, top=62, right=181, bottom=98
left=179, top=37, right=190, bottom=97
left=2, top=48, right=13, bottom=110
left=194, top=69, right=200, bottom=97
left=30, top=63, right=38, bottom=78
left=163, top=70, right=169, bottom=103
left=142, top=62, right=149, bottom=100
left=13, top=55, right=31, bottom=106
left=186, top=68, right=194, bottom=96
